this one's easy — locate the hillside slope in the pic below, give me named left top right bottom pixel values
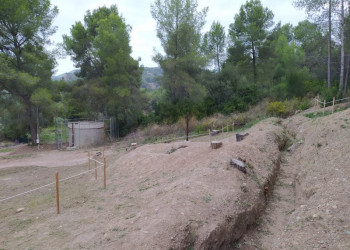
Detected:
left=240, top=107, right=350, bottom=249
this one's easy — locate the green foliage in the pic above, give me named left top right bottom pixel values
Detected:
left=141, top=67, right=162, bottom=89
left=0, top=1, right=58, bottom=142
left=151, top=0, right=208, bottom=104
left=203, top=21, right=226, bottom=72
left=229, top=0, right=274, bottom=82
left=63, top=5, right=144, bottom=135
left=266, top=102, right=287, bottom=117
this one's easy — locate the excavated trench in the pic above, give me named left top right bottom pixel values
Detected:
left=196, top=127, right=289, bottom=249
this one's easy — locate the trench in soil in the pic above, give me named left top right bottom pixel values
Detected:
left=198, top=126, right=290, bottom=249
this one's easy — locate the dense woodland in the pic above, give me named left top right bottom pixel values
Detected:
left=0, top=0, right=350, bottom=142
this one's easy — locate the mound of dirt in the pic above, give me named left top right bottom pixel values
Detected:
left=239, top=107, right=350, bottom=249
left=100, top=118, right=284, bottom=249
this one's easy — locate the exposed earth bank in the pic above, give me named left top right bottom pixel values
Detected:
left=1, top=107, right=350, bottom=249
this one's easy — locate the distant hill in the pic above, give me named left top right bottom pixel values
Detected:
left=52, top=70, right=79, bottom=82
left=52, top=67, right=162, bottom=90
left=141, top=67, right=162, bottom=90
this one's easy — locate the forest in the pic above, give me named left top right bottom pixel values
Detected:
left=0, top=0, right=349, bottom=142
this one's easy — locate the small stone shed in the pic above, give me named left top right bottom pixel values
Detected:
left=68, top=121, right=105, bottom=148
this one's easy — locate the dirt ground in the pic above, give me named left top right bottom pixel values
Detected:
left=0, top=118, right=284, bottom=249
left=1, top=105, right=350, bottom=249
left=239, top=106, right=350, bottom=249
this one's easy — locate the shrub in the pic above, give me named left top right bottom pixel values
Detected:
left=266, top=101, right=287, bottom=117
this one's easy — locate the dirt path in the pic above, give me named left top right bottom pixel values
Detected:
left=238, top=149, right=298, bottom=249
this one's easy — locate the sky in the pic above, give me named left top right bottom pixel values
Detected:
left=50, top=0, right=307, bottom=76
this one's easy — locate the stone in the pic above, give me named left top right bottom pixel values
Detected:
left=16, top=208, right=24, bottom=213
left=230, top=158, right=247, bottom=174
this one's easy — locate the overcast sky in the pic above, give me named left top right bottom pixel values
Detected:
left=50, top=0, right=307, bottom=76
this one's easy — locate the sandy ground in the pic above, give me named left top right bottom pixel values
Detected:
left=0, top=119, right=283, bottom=249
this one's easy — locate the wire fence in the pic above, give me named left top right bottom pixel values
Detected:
left=0, top=123, right=234, bottom=209
left=0, top=154, right=106, bottom=205
left=3, top=95, right=349, bottom=212
left=315, top=96, right=350, bottom=105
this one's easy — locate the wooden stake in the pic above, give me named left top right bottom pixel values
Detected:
left=315, top=96, right=317, bottom=107
left=222, top=125, right=224, bottom=133
left=103, top=148, right=105, bottom=158
left=94, top=156, right=97, bottom=180
left=55, top=172, right=60, bottom=214
left=232, top=121, right=235, bottom=131
left=209, top=129, right=211, bottom=145
left=323, top=100, right=326, bottom=115
left=332, top=97, right=335, bottom=113
left=186, top=112, right=189, bottom=141
left=103, top=157, right=106, bottom=189
left=88, top=152, right=91, bottom=170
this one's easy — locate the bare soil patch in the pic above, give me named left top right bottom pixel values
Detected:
left=239, top=107, right=350, bottom=249
left=0, top=118, right=284, bottom=249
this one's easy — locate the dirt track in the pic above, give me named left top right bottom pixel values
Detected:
left=1, top=106, right=350, bottom=249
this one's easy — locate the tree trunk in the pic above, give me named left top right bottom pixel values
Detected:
left=339, top=0, right=345, bottom=95
left=344, top=53, right=350, bottom=94
left=328, top=0, right=332, bottom=89
left=216, top=43, right=221, bottom=73
left=24, top=97, right=37, bottom=144
left=252, top=41, right=257, bottom=83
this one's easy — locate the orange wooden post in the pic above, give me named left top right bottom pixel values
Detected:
left=332, top=97, right=335, bottom=113
left=88, top=152, right=91, bottom=170
left=323, top=100, right=326, bottom=115
left=94, top=156, right=97, bottom=180
left=103, top=157, right=106, bottom=189
left=55, top=172, right=60, bottom=214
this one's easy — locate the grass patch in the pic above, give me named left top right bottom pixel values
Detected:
left=29, top=193, right=55, bottom=208
left=125, top=214, right=136, bottom=220
left=1, top=153, right=32, bottom=160
left=9, top=218, right=33, bottom=232
left=0, top=148, right=13, bottom=153
left=40, top=126, right=56, bottom=143
left=285, top=208, right=295, bottom=215
left=304, top=111, right=332, bottom=119
left=202, top=194, right=212, bottom=203
left=138, top=185, right=150, bottom=192
left=50, top=229, right=69, bottom=238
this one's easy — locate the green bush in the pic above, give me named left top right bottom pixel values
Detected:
left=266, top=101, right=287, bottom=117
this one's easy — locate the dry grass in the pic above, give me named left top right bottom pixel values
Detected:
left=127, top=99, right=270, bottom=143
